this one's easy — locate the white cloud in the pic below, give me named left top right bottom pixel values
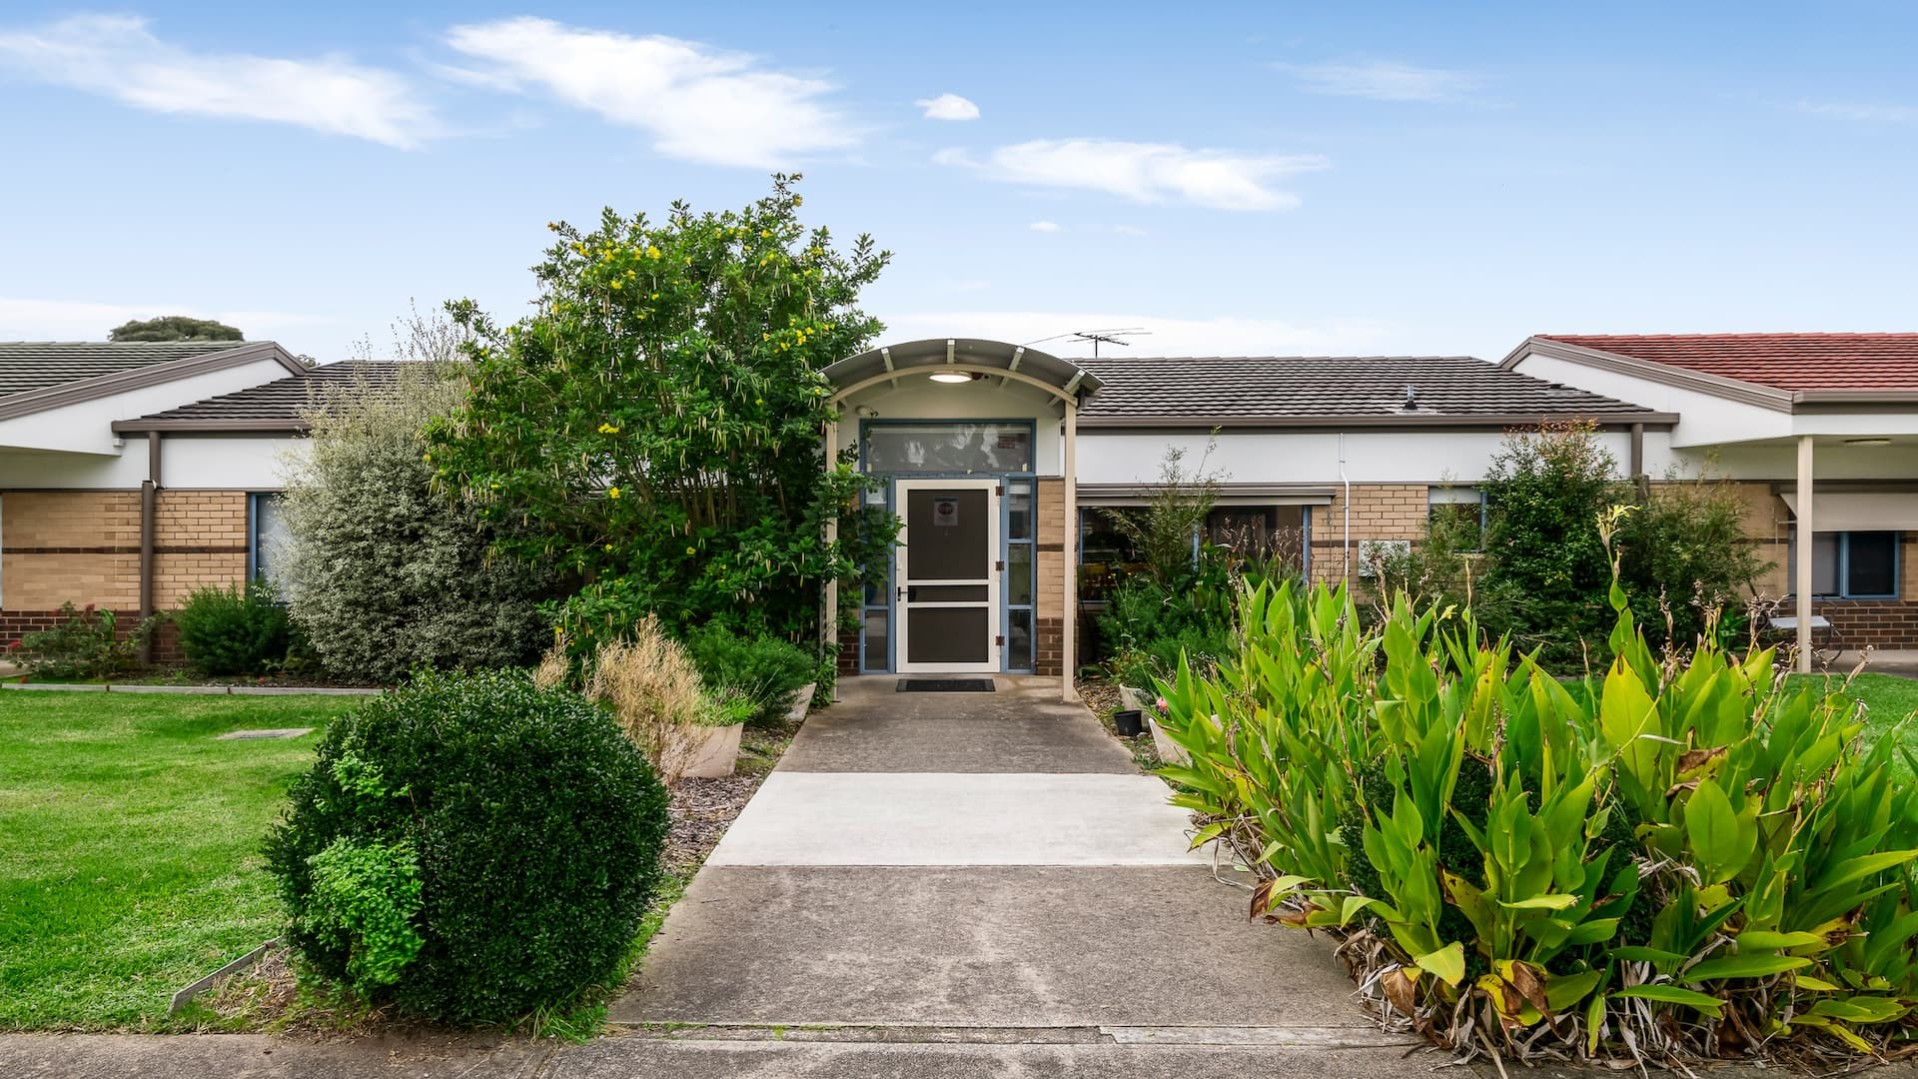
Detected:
left=880, top=310, right=1389, bottom=357
left=938, top=139, right=1326, bottom=211
left=444, top=17, right=858, bottom=168
left=1029, top=220, right=1061, bottom=233
left=1795, top=100, right=1918, bottom=123
left=1280, top=59, right=1476, bottom=102
left=0, top=14, right=435, bottom=147
left=0, top=297, right=330, bottom=343
left=916, top=92, right=979, bottom=120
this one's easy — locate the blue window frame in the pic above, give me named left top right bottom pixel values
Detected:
left=246, top=492, right=289, bottom=589
left=1791, top=530, right=1901, bottom=600
left=856, top=419, right=1039, bottom=674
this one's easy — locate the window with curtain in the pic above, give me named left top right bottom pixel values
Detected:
left=1790, top=531, right=1899, bottom=599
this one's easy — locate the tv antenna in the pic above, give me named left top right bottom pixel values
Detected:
left=1024, top=327, right=1151, bottom=359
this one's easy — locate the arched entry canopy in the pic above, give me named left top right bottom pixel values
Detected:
left=822, top=338, right=1102, bottom=405
left=820, top=338, right=1092, bottom=701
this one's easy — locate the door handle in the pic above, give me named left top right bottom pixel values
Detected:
left=897, top=586, right=907, bottom=602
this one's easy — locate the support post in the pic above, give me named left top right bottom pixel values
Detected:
left=822, top=418, right=840, bottom=684
left=137, top=432, right=161, bottom=665
left=1795, top=435, right=1814, bottom=674
left=1062, top=399, right=1078, bottom=702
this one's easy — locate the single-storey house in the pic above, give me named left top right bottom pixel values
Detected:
left=5, top=332, right=1916, bottom=686
left=0, top=342, right=384, bottom=659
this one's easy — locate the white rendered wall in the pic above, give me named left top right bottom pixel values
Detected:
left=0, top=447, right=146, bottom=488
left=162, top=436, right=305, bottom=489
left=838, top=378, right=1066, bottom=475
left=1076, top=428, right=1645, bottom=487
left=0, top=357, right=294, bottom=456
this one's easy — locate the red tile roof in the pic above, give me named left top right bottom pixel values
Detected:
left=1538, top=333, right=1918, bottom=392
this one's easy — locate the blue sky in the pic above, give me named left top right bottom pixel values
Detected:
left=1, top=2, right=1913, bottom=361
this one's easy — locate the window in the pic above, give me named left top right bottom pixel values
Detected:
left=1790, top=531, right=1900, bottom=599
left=863, top=423, right=1033, bottom=474
left=1004, top=480, right=1035, bottom=672
left=249, top=493, right=291, bottom=592
left=1427, top=487, right=1485, bottom=551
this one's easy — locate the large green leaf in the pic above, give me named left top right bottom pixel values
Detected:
left=1684, top=778, right=1750, bottom=884
left=1413, top=941, right=1466, bottom=987
left=1682, top=953, right=1810, bottom=981
left=1612, top=984, right=1725, bottom=1016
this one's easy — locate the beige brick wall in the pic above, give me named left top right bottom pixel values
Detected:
left=1, top=491, right=143, bottom=610
left=1311, top=484, right=1429, bottom=584
left=1, top=488, right=250, bottom=614
left=1037, top=478, right=1067, bottom=673
left=152, top=490, right=249, bottom=608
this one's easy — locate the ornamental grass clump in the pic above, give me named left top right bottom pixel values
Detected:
left=1157, top=517, right=1918, bottom=1068
left=265, top=669, right=669, bottom=1025
left=543, top=617, right=753, bottom=784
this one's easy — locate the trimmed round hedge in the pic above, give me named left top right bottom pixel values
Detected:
left=265, top=669, right=670, bottom=1024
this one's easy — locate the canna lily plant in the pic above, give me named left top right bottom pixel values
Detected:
left=1156, top=515, right=1918, bottom=1068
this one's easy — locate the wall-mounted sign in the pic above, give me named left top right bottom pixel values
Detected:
left=932, top=498, right=960, bottom=527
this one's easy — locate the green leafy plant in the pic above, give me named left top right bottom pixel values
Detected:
left=13, top=603, right=153, bottom=680
left=278, top=318, right=555, bottom=685
left=265, top=669, right=670, bottom=1024
left=173, top=580, right=291, bottom=676
left=423, top=176, right=898, bottom=667
left=300, top=837, right=424, bottom=992
left=685, top=624, right=816, bottom=726
left=1157, top=512, right=1918, bottom=1066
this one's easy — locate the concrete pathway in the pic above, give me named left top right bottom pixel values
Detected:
left=603, top=674, right=1425, bottom=1073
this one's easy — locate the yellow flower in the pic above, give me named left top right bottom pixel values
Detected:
left=686, top=546, right=696, bottom=556
left=604, top=544, right=614, bottom=552
left=646, top=245, right=662, bottom=259
left=422, top=452, right=431, bottom=462
left=792, top=195, right=803, bottom=206
left=650, top=292, right=659, bottom=300
left=760, top=229, right=771, bottom=238
left=608, top=487, right=622, bottom=500
left=611, top=279, right=622, bottom=289
left=598, top=422, right=620, bottom=434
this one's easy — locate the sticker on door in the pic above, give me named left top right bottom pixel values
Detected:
left=932, top=498, right=960, bottom=527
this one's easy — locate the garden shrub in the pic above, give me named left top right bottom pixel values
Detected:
left=422, top=177, right=897, bottom=667
left=1157, top=523, right=1918, bottom=1065
left=265, top=669, right=670, bottom=1024
left=174, top=580, right=291, bottom=676
left=11, top=603, right=150, bottom=680
left=277, top=319, right=554, bottom=685
left=562, top=618, right=750, bottom=784
left=686, top=624, right=817, bottom=725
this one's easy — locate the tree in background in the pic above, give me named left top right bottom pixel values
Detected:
left=424, top=176, right=896, bottom=659
left=1469, top=422, right=1767, bottom=669
left=278, top=311, right=553, bottom=683
left=108, top=315, right=243, bottom=342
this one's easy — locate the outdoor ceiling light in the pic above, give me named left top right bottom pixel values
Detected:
left=929, top=371, right=972, bottom=384
left=1845, top=437, right=1893, bottom=446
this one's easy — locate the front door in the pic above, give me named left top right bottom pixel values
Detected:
left=894, top=479, right=1000, bottom=673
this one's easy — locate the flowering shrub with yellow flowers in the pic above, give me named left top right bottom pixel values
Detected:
left=425, top=176, right=896, bottom=669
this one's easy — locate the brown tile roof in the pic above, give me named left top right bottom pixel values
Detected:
left=1076, top=355, right=1661, bottom=424
left=115, top=361, right=408, bottom=430
left=1537, top=334, right=1918, bottom=392
left=0, top=340, right=251, bottom=400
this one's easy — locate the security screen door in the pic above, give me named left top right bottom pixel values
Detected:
left=894, top=479, right=1000, bottom=673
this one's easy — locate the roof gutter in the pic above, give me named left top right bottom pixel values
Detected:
left=1076, top=412, right=1678, bottom=431
left=110, top=417, right=310, bottom=434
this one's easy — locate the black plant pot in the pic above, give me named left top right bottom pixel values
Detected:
left=1113, top=709, right=1145, bottom=738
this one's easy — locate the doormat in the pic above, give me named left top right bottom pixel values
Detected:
left=896, top=678, right=996, bottom=693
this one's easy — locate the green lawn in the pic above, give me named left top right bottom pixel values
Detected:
left=0, top=691, right=355, bottom=1030
left=1788, top=671, right=1918, bottom=776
